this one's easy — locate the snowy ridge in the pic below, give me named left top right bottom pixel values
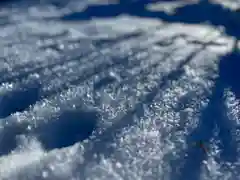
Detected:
left=0, top=0, right=239, bottom=180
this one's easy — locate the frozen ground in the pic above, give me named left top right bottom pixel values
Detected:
left=0, top=0, right=240, bottom=179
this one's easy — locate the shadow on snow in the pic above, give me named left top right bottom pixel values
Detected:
left=60, top=0, right=240, bottom=178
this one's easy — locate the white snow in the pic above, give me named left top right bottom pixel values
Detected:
left=0, top=0, right=239, bottom=180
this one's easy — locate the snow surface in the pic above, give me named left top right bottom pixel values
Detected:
left=0, top=0, right=240, bottom=179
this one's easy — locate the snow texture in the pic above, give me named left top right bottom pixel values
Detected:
left=0, top=0, right=240, bottom=179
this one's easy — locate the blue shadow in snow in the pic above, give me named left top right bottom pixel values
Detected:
left=60, top=1, right=240, bottom=179
left=37, top=109, right=98, bottom=150
left=171, top=44, right=240, bottom=180
left=0, top=108, right=98, bottom=155
left=0, top=81, right=41, bottom=118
